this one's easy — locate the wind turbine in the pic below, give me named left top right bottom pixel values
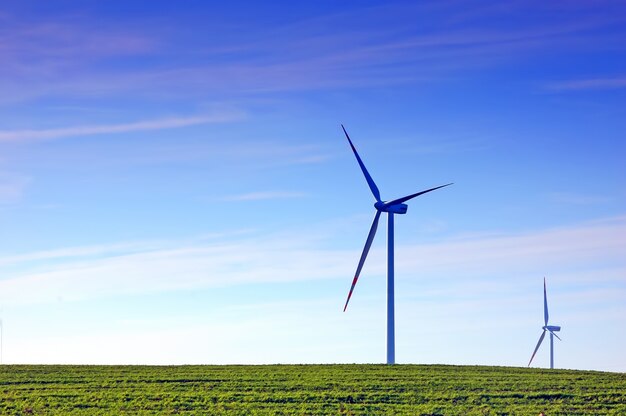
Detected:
left=341, top=125, right=452, bottom=364
left=528, top=277, right=562, bottom=369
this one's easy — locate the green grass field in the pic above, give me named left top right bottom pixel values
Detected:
left=1, top=364, right=624, bottom=415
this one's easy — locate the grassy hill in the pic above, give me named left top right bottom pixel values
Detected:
left=1, top=364, right=624, bottom=415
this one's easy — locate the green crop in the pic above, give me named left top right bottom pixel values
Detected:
left=0, top=364, right=624, bottom=415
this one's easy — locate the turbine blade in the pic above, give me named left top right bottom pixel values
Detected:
left=528, top=330, right=546, bottom=367
left=341, top=125, right=382, bottom=202
left=543, top=277, right=548, bottom=325
left=551, top=331, right=562, bottom=341
left=385, top=183, right=453, bottom=206
left=343, top=210, right=381, bottom=312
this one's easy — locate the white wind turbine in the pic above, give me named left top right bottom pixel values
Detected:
left=528, top=277, right=562, bottom=369
left=341, top=125, right=452, bottom=364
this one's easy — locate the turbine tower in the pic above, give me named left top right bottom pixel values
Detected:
left=528, top=277, right=562, bottom=369
left=341, top=125, right=452, bottom=364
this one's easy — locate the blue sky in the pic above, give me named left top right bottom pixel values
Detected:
left=0, top=1, right=624, bottom=370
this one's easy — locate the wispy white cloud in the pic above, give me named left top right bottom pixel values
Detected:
left=0, top=18, right=156, bottom=71
left=546, top=76, right=626, bottom=91
left=547, top=192, right=612, bottom=205
left=0, top=215, right=624, bottom=307
left=392, top=218, right=626, bottom=291
left=163, top=14, right=625, bottom=96
left=0, top=238, right=348, bottom=306
left=219, top=191, right=308, bottom=202
left=0, top=111, right=243, bottom=143
left=2, top=2, right=624, bottom=102
left=288, top=154, right=335, bottom=165
left=0, top=230, right=255, bottom=267
left=0, top=241, right=161, bottom=267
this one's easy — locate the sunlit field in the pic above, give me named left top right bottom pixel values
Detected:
left=1, top=364, right=624, bottom=415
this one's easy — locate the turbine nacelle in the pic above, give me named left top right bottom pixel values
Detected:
left=375, top=201, right=408, bottom=214
left=544, top=325, right=561, bottom=332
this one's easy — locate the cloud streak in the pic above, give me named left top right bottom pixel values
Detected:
left=219, top=191, right=308, bottom=202
left=2, top=2, right=624, bottom=102
left=547, top=192, right=612, bottom=206
left=0, top=111, right=243, bottom=143
left=547, top=76, right=626, bottom=91
left=0, top=18, right=156, bottom=71
left=1, top=215, right=624, bottom=307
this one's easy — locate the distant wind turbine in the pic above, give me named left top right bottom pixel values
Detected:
left=341, top=125, right=452, bottom=365
left=528, top=277, right=562, bottom=369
